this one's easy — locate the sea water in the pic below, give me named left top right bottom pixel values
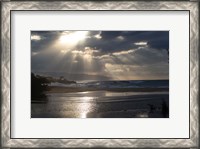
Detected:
left=49, top=80, right=169, bottom=89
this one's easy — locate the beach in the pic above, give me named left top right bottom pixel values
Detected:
left=31, top=87, right=169, bottom=118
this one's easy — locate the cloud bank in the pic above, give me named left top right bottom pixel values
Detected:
left=31, top=31, right=169, bottom=80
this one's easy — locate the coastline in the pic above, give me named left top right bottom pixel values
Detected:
left=32, top=83, right=169, bottom=118
left=32, top=90, right=169, bottom=118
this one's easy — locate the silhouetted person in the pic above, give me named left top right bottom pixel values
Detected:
left=161, top=99, right=169, bottom=118
left=148, top=104, right=156, bottom=113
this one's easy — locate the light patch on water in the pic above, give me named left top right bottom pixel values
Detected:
left=81, top=112, right=87, bottom=118
left=136, top=113, right=149, bottom=118
left=76, top=97, right=93, bottom=118
left=80, top=91, right=89, bottom=94
left=105, top=91, right=168, bottom=97
left=81, top=96, right=94, bottom=101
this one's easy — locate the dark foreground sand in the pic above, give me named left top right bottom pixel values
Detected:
left=32, top=87, right=169, bottom=118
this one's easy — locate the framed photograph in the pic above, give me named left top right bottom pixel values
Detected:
left=1, top=0, right=199, bottom=148
left=31, top=30, right=169, bottom=119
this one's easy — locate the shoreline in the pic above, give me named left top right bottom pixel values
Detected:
left=32, top=87, right=169, bottom=118
left=31, top=93, right=169, bottom=118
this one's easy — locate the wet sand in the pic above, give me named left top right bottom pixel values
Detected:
left=31, top=90, right=169, bottom=118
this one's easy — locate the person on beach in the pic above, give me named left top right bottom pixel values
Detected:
left=161, top=99, right=169, bottom=118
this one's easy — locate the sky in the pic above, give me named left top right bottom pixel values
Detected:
left=31, top=31, right=169, bottom=80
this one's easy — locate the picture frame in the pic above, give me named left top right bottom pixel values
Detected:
left=1, top=0, right=199, bottom=148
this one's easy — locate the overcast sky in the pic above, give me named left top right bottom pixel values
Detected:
left=31, top=31, right=169, bottom=80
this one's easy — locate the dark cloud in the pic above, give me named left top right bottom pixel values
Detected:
left=31, top=31, right=169, bottom=80
left=75, top=31, right=169, bottom=54
left=97, top=47, right=168, bottom=66
left=31, top=31, right=61, bottom=52
left=31, top=31, right=169, bottom=53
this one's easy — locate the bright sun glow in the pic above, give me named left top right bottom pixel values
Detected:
left=59, top=31, right=88, bottom=45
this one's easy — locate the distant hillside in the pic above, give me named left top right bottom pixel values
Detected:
left=34, top=72, right=111, bottom=81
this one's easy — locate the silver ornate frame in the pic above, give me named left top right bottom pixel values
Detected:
left=1, top=1, right=199, bottom=148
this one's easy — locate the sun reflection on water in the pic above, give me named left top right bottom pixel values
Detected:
left=78, top=96, right=93, bottom=118
left=81, top=112, right=87, bottom=118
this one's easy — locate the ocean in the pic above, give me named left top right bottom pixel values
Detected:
left=32, top=80, right=169, bottom=118
left=49, top=80, right=169, bottom=89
